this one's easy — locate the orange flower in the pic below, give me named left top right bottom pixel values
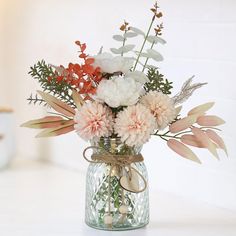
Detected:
left=50, top=41, right=102, bottom=95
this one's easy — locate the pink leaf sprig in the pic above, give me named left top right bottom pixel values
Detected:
left=167, top=139, right=201, bottom=163
left=21, top=91, right=77, bottom=137
left=154, top=102, right=227, bottom=163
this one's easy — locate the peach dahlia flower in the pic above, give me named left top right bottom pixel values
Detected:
left=114, top=104, right=156, bottom=147
left=74, top=101, right=113, bottom=140
left=140, top=91, right=176, bottom=130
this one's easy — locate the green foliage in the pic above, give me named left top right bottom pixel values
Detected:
left=144, top=68, right=173, bottom=94
left=93, top=173, right=135, bottom=224
left=98, top=137, right=135, bottom=155
left=27, top=94, right=47, bottom=106
left=28, top=60, right=75, bottom=108
left=110, top=106, right=125, bottom=117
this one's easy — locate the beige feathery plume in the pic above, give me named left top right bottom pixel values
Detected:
left=172, top=76, right=207, bottom=105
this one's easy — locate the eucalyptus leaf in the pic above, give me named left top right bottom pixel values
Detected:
left=118, top=44, right=135, bottom=53
left=129, top=27, right=145, bottom=36
left=146, top=49, right=164, bottom=61
left=133, top=50, right=140, bottom=55
left=124, top=32, right=138, bottom=38
left=133, top=51, right=149, bottom=57
left=113, top=35, right=124, bottom=41
left=156, top=37, right=167, bottom=44
left=110, top=48, right=123, bottom=54
left=147, top=35, right=166, bottom=44
left=138, top=52, right=149, bottom=57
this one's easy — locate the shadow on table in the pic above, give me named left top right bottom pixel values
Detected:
left=150, top=218, right=236, bottom=229
left=82, top=224, right=149, bottom=236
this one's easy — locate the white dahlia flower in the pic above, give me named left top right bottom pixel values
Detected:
left=93, top=52, right=134, bottom=74
left=140, top=91, right=176, bottom=130
left=125, top=71, right=149, bottom=84
left=95, top=75, right=144, bottom=108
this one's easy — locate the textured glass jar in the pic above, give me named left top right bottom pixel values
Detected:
left=85, top=137, right=149, bottom=231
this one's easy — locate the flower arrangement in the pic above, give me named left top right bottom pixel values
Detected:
left=22, top=2, right=227, bottom=230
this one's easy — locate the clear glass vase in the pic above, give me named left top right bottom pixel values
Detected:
left=85, top=137, right=149, bottom=231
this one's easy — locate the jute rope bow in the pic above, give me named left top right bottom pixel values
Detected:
left=83, top=146, right=147, bottom=228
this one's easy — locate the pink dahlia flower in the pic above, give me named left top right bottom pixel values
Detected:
left=114, top=104, right=156, bottom=147
left=74, top=101, right=113, bottom=140
left=140, top=91, right=176, bottom=130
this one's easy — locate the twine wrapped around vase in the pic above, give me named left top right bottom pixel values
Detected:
left=83, top=146, right=147, bottom=228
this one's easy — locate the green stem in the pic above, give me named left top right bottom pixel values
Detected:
left=153, top=133, right=181, bottom=140
left=142, top=33, right=157, bottom=72
left=160, top=136, right=168, bottom=141
left=164, top=135, right=181, bottom=139
left=162, top=130, right=170, bottom=136
left=200, top=126, right=222, bottom=131
left=173, top=130, right=192, bottom=137
left=121, top=29, right=127, bottom=57
left=154, top=129, right=169, bottom=135
left=133, top=15, right=155, bottom=71
left=155, top=126, right=222, bottom=141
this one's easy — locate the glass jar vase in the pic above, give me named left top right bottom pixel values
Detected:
left=85, top=137, right=149, bottom=231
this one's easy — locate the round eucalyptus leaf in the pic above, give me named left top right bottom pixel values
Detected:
left=112, top=35, right=125, bottom=41
left=118, top=44, right=135, bottom=53
left=146, top=49, right=164, bottom=61
left=124, top=32, right=138, bottom=38
left=129, top=27, right=145, bottom=36
left=147, top=35, right=166, bottom=44
left=110, top=48, right=123, bottom=54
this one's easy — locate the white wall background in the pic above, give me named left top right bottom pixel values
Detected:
left=1, top=0, right=236, bottom=210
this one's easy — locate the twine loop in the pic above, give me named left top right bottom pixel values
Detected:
left=83, top=146, right=144, bottom=165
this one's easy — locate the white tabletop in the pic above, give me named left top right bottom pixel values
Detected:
left=0, top=159, right=236, bottom=236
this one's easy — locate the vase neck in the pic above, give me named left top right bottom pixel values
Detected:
left=91, top=137, right=142, bottom=155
